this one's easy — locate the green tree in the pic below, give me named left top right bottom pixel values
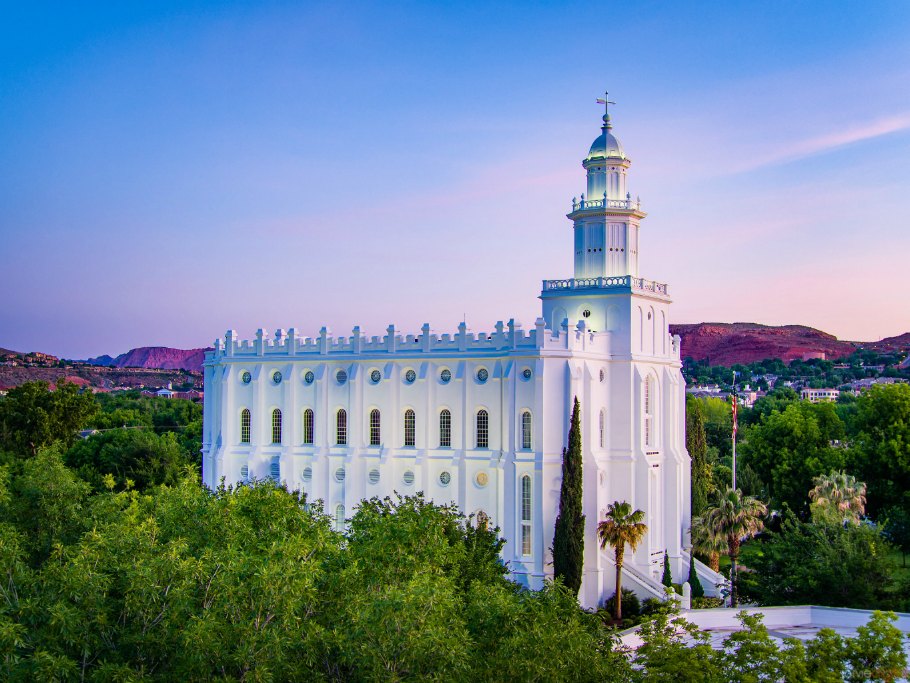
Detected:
left=809, top=471, right=867, bottom=525
left=687, top=553, right=705, bottom=598
left=745, top=512, right=900, bottom=609
left=691, top=513, right=727, bottom=573
left=597, top=501, right=648, bottom=621
left=661, top=550, right=672, bottom=587
left=849, top=384, right=910, bottom=519
left=0, top=381, right=98, bottom=457
left=687, top=396, right=712, bottom=516
left=846, top=611, right=907, bottom=683
left=740, top=401, right=845, bottom=513
left=704, top=487, right=766, bottom=606
left=553, top=397, right=585, bottom=596
left=64, top=428, right=189, bottom=491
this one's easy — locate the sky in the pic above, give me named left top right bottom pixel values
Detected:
left=1, top=1, right=909, bottom=359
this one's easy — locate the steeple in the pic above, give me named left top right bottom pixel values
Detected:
left=568, top=93, right=646, bottom=280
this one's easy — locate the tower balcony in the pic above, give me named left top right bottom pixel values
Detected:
left=541, top=276, right=669, bottom=298
left=568, top=194, right=646, bottom=220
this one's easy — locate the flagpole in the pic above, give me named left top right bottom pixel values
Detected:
left=732, top=370, right=737, bottom=490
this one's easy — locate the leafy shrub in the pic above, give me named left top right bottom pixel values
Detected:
left=691, top=596, right=724, bottom=609
left=601, top=588, right=640, bottom=618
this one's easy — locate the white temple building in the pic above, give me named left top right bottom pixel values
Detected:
left=201, top=98, right=722, bottom=608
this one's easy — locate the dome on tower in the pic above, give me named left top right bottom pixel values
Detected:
left=586, top=124, right=626, bottom=161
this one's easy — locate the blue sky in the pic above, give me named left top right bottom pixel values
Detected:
left=2, top=1, right=909, bottom=358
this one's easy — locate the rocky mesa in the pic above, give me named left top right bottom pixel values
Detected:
left=669, top=322, right=858, bottom=366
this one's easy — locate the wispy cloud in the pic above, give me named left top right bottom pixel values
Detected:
left=733, top=112, right=910, bottom=173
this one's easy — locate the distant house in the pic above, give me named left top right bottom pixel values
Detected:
left=79, top=429, right=100, bottom=439
left=801, top=388, right=839, bottom=403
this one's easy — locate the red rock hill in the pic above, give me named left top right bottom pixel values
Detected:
left=92, top=347, right=210, bottom=372
left=669, top=323, right=858, bottom=366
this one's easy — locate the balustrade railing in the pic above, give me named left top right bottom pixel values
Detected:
left=542, top=276, right=669, bottom=295
left=570, top=195, right=642, bottom=212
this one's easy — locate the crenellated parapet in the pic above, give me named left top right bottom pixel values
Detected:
left=205, top=317, right=617, bottom=364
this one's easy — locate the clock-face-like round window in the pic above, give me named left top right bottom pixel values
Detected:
left=476, top=368, right=489, bottom=383
left=370, top=370, right=381, bottom=384
left=440, top=368, right=452, bottom=384
left=403, top=470, right=415, bottom=486
left=475, top=471, right=489, bottom=488
left=522, top=368, right=532, bottom=380
left=241, top=371, right=252, bottom=384
left=405, top=369, right=416, bottom=384
left=582, top=309, right=592, bottom=318
left=336, top=370, right=347, bottom=385
left=304, top=370, right=315, bottom=385
left=272, top=371, right=282, bottom=384
left=439, top=471, right=451, bottom=486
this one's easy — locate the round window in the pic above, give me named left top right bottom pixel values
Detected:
left=370, top=369, right=381, bottom=384
left=336, top=369, right=348, bottom=385
left=302, top=466, right=312, bottom=483
left=272, top=371, right=282, bottom=385
left=439, top=471, right=451, bottom=486
left=477, top=368, right=489, bottom=383
left=335, top=467, right=346, bottom=483
left=304, top=370, right=315, bottom=385
left=440, top=368, right=452, bottom=383
left=475, top=471, right=489, bottom=488
left=368, top=468, right=380, bottom=485
left=405, top=369, right=416, bottom=384
left=241, top=371, right=252, bottom=384
left=582, top=309, right=592, bottom=318
left=522, top=368, right=532, bottom=380
left=403, top=470, right=415, bottom=486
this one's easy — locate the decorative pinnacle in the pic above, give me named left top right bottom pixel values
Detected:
left=596, top=91, right=615, bottom=130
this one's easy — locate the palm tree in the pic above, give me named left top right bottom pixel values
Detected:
left=809, top=471, right=867, bottom=524
left=597, top=501, right=648, bottom=621
left=703, top=487, right=767, bottom=607
left=690, top=513, right=727, bottom=573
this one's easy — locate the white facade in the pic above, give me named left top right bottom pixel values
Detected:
left=202, top=102, right=712, bottom=608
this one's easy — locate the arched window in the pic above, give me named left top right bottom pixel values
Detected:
left=303, top=408, right=314, bottom=445
left=439, top=409, right=451, bottom=447
left=599, top=408, right=606, bottom=448
left=404, top=409, right=416, bottom=447
left=269, top=458, right=280, bottom=482
left=476, top=409, right=489, bottom=449
left=520, top=474, right=532, bottom=556
left=336, top=409, right=347, bottom=445
left=369, top=409, right=381, bottom=446
left=644, top=376, right=655, bottom=447
left=240, top=464, right=249, bottom=483
left=271, top=409, right=282, bottom=444
left=521, top=411, right=532, bottom=450
left=240, top=408, right=251, bottom=444
left=335, top=504, right=345, bottom=532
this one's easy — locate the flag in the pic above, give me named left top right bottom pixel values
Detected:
left=732, top=392, right=738, bottom=436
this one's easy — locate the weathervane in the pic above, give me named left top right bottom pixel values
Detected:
left=596, top=91, right=615, bottom=129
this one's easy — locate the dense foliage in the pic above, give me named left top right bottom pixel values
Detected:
left=0, top=382, right=908, bottom=680
left=553, top=397, right=585, bottom=596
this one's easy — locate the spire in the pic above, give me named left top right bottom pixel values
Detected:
left=596, top=91, right=615, bottom=131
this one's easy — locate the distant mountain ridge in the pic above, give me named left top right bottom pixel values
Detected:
left=669, top=322, right=859, bottom=366
left=5, top=325, right=909, bottom=376
left=84, top=347, right=210, bottom=372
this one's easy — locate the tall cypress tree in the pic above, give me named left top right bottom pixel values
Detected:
left=686, top=396, right=711, bottom=517
left=553, top=396, right=585, bottom=595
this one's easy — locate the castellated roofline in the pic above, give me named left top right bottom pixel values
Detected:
left=206, top=317, right=684, bottom=363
